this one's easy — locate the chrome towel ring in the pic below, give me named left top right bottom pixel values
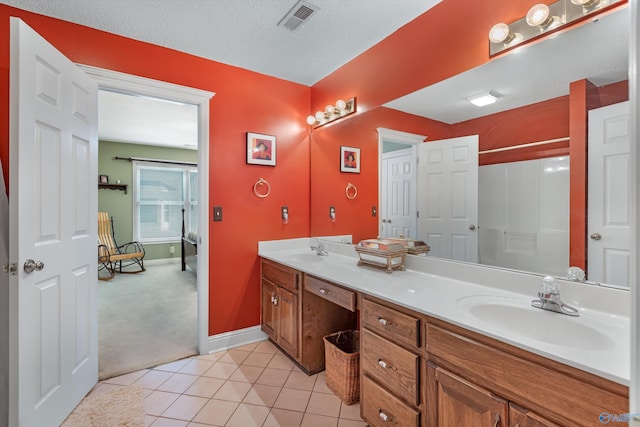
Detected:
left=345, top=182, right=357, bottom=200
left=253, top=178, right=271, bottom=198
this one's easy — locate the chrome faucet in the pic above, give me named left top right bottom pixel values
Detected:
left=310, top=239, right=329, bottom=256
left=531, top=276, right=579, bottom=316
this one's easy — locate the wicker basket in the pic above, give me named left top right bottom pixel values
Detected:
left=323, top=330, right=360, bottom=405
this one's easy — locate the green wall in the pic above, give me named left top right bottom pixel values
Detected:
left=98, top=141, right=198, bottom=260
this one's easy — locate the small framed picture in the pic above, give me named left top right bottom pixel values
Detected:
left=340, top=146, right=360, bottom=173
left=246, top=132, right=276, bottom=166
left=99, top=175, right=109, bottom=184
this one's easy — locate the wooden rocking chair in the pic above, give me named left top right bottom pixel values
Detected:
left=98, top=212, right=146, bottom=280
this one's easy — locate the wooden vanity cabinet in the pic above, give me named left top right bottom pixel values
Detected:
left=509, top=403, right=560, bottom=427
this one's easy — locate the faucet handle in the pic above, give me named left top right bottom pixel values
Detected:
left=541, top=276, right=559, bottom=295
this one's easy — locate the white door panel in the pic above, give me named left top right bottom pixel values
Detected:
left=418, top=136, right=478, bottom=262
left=588, top=101, right=632, bottom=287
left=381, top=148, right=416, bottom=238
left=10, top=18, right=98, bottom=426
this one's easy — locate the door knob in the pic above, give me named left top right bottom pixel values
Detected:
left=590, top=233, right=602, bottom=240
left=381, top=219, right=387, bottom=223
left=469, top=224, right=477, bottom=231
left=24, top=259, right=44, bottom=274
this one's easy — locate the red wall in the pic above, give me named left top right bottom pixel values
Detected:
left=0, top=6, right=311, bottom=335
left=310, top=107, right=453, bottom=242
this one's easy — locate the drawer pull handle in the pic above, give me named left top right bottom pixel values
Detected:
left=272, top=296, right=278, bottom=306
left=493, top=414, right=501, bottom=427
left=378, top=409, right=397, bottom=423
left=377, top=358, right=397, bottom=371
left=319, top=288, right=330, bottom=295
left=377, top=316, right=390, bottom=326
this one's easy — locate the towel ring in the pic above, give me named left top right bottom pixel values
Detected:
left=253, top=178, right=271, bottom=198
left=345, top=182, right=358, bottom=200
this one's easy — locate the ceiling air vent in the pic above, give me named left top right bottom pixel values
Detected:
left=278, top=0, right=320, bottom=32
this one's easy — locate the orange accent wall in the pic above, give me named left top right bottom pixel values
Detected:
left=309, top=107, right=453, bottom=242
left=0, top=5, right=311, bottom=336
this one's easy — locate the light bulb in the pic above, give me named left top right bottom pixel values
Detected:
left=325, top=104, right=335, bottom=115
left=315, top=111, right=325, bottom=122
left=526, top=4, right=551, bottom=27
left=488, top=23, right=511, bottom=44
left=306, top=115, right=316, bottom=125
left=335, top=99, right=347, bottom=111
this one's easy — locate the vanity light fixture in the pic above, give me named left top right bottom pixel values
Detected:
left=488, top=0, right=623, bottom=56
left=306, top=97, right=357, bottom=128
left=467, top=91, right=498, bottom=107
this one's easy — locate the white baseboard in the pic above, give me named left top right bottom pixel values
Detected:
left=207, top=326, right=268, bottom=354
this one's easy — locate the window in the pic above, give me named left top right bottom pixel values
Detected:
left=133, top=161, right=197, bottom=243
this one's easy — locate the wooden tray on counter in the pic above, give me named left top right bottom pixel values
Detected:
left=355, top=240, right=407, bottom=273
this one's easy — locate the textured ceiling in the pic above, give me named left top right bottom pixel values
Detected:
left=1, top=0, right=441, bottom=85
left=385, top=8, right=629, bottom=124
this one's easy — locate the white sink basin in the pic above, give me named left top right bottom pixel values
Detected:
left=285, top=253, right=327, bottom=263
left=457, top=295, right=615, bottom=351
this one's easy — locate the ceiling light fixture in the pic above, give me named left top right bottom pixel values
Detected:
left=306, top=97, right=357, bottom=128
left=467, top=92, right=498, bottom=107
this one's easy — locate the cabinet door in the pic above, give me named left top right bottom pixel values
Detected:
left=261, top=279, right=278, bottom=340
left=277, top=286, right=299, bottom=358
left=428, top=364, right=508, bottom=427
left=509, top=403, right=560, bottom=427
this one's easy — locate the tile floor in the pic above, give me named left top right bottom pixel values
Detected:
left=90, top=339, right=368, bottom=427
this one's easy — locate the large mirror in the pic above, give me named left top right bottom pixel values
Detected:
left=378, top=7, right=630, bottom=286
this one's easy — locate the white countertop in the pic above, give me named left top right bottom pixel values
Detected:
left=258, top=238, right=630, bottom=386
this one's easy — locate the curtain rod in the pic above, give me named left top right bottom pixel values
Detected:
left=114, top=156, right=197, bottom=167
left=478, top=137, right=570, bottom=155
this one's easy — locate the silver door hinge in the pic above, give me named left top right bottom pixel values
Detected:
left=3, top=262, right=17, bottom=275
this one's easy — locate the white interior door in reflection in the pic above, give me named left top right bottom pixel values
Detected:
left=588, top=101, right=632, bottom=287
left=417, top=135, right=479, bottom=262
left=380, top=148, right=417, bottom=238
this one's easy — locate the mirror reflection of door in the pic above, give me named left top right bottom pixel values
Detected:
left=380, top=146, right=417, bottom=239
left=588, top=101, right=632, bottom=287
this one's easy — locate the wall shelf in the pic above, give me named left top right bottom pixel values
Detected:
left=98, top=183, right=128, bottom=194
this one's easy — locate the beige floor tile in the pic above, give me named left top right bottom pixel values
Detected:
left=253, top=340, right=279, bottom=354
left=337, top=419, right=367, bottom=427
left=300, top=413, right=338, bottom=427
left=233, top=342, right=260, bottom=352
left=183, top=376, right=226, bottom=398
left=217, top=349, right=251, bottom=364
left=306, top=392, right=341, bottom=417
left=157, top=373, right=199, bottom=394
left=145, top=390, right=181, bottom=416
left=145, top=415, right=157, bottom=426
left=153, top=358, right=192, bottom=373
left=225, top=403, right=271, bottom=427
left=242, top=383, right=282, bottom=407
left=186, top=423, right=213, bottom=427
left=273, top=388, right=311, bottom=412
left=103, top=368, right=148, bottom=386
left=136, top=370, right=174, bottom=390
left=263, top=408, right=304, bottom=427
left=161, top=394, right=209, bottom=421
left=191, top=398, right=239, bottom=426
left=267, top=354, right=295, bottom=371
left=256, top=368, right=290, bottom=387
left=313, top=373, right=333, bottom=394
left=151, top=417, right=189, bottom=427
left=339, top=402, right=361, bottom=421
left=242, top=351, right=275, bottom=368
left=202, top=362, right=239, bottom=380
left=228, top=365, right=264, bottom=383
left=284, top=371, right=317, bottom=391
left=179, top=359, right=215, bottom=376
left=213, top=380, right=252, bottom=402
left=195, top=352, right=222, bottom=362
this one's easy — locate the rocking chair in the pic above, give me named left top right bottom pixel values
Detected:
left=98, top=212, right=146, bottom=280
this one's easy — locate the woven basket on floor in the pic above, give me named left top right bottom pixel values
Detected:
left=323, top=330, right=360, bottom=405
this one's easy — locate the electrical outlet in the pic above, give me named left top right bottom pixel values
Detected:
left=169, top=246, right=175, bottom=254
left=213, top=206, right=223, bottom=222
left=372, top=206, right=377, bottom=217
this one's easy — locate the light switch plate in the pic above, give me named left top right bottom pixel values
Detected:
left=213, top=206, right=223, bottom=222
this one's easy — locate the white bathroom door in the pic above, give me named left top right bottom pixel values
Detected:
left=9, top=18, right=98, bottom=426
left=417, top=136, right=479, bottom=262
left=380, top=148, right=417, bottom=238
left=588, top=101, right=632, bottom=287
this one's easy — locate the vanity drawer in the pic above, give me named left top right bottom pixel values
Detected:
left=362, top=328, right=419, bottom=406
left=262, top=259, right=299, bottom=291
left=304, top=275, right=356, bottom=312
left=362, top=375, right=420, bottom=427
left=362, top=298, right=420, bottom=348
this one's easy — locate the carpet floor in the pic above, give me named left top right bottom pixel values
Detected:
left=62, top=385, right=145, bottom=427
left=98, top=260, right=197, bottom=380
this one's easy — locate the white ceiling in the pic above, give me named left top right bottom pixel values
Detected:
left=384, top=8, right=629, bottom=124
left=2, top=0, right=441, bottom=86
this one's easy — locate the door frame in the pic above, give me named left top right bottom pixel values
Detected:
left=376, top=128, right=425, bottom=237
left=79, top=65, right=214, bottom=355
